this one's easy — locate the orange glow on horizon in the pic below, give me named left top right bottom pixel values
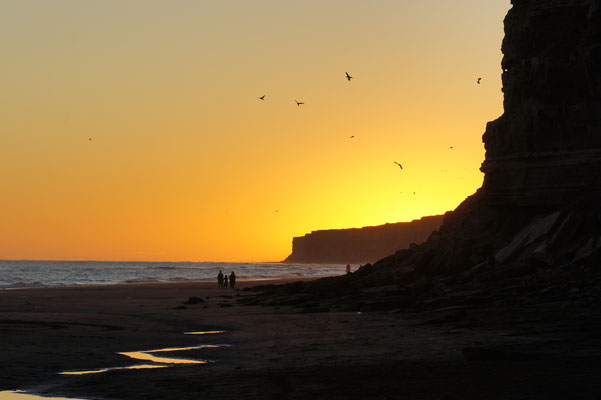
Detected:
left=0, top=1, right=511, bottom=262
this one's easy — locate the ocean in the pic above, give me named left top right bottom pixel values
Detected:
left=0, top=260, right=347, bottom=289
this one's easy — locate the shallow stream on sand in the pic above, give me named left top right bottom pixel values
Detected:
left=0, top=392, right=85, bottom=400
left=0, top=331, right=229, bottom=399
left=59, top=331, right=227, bottom=375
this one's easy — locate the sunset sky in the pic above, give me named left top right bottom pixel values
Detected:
left=0, top=1, right=511, bottom=262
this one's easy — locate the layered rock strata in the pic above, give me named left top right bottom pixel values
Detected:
left=481, top=0, right=601, bottom=206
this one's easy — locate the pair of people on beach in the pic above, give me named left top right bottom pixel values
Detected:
left=217, top=270, right=236, bottom=289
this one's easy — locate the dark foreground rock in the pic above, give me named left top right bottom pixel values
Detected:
left=244, top=193, right=601, bottom=314
left=184, top=296, right=205, bottom=304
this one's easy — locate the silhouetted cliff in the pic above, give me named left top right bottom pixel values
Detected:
left=481, top=0, right=601, bottom=206
left=368, top=0, right=601, bottom=279
left=250, top=0, right=601, bottom=312
left=283, top=215, right=444, bottom=264
left=242, top=7, right=601, bottom=397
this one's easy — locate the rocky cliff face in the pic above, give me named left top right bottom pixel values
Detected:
left=253, top=0, right=601, bottom=307
left=481, top=0, right=601, bottom=206
left=280, top=0, right=601, bottom=278
left=371, top=0, right=601, bottom=279
left=243, top=5, right=601, bottom=389
left=283, top=215, right=444, bottom=264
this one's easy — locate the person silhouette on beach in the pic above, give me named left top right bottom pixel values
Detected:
left=224, top=275, right=229, bottom=288
left=229, top=271, right=236, bottom=289
left=346, top=264, right=351, bottom=275
left=217, top=271, right=224, bottom=288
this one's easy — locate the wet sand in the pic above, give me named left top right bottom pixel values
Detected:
left=1, top=280, right=600, bottom=399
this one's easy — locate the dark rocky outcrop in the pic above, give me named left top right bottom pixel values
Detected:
left=481, top=0, right=601, bottom=206
left=183, top=296, right=205, bottom=304
left=248, top=0, right=601, bottom=313
left=283, top=215, right=444, bottom=264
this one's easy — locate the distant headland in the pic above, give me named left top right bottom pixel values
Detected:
left=283, top=215, right=444, bottom=264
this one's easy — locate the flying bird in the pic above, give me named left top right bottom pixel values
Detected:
left=88, top=138, right=92, bottom=141
left=350, top=135, right=355, bottom=139
left=345, top=72, right=353, bottom=81
left=477, top=77, right=481, bottom=84
left=394, top=161, right=403, bottom=170
left=295, top=100, right=304, bottom=106
left=259, top=95, right=265, bottom=100
left=449, top=146, right=454, bottom=149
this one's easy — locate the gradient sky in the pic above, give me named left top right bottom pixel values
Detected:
left=0, top=1, right=511, bottom=262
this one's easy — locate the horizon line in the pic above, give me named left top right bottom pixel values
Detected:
left=0, top=258, right=283, bottom=264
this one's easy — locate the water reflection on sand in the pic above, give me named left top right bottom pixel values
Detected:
left=7, top=334, right=229, bottom=398
left=0, top=391, right=85, bottom=400
left=60, top=337, right=227, bottom=375
left=59, top=364, right=167, bottom=375
left=184, top=330, right=225, bottom=335
left=118, top=344, right=221, bottom=365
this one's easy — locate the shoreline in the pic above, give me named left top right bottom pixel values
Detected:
left=0, top=259, right=350, bottom=291
left=0, top=277, right=327, bottom=291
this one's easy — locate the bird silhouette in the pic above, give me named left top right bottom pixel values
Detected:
left=88, top=138, right=92, bottom=141
left=350, top=135, right=355, bottom=138
left=394, top=161, right=403, bottom=170
left=346, top=72, right=353, bottom=81
left=477, top=77, right=481, bottom=84
left=449, top=146, right=454, bottom=149
left=295, top=100, right=304, bottom=106
left=259, top=95, right=265, bottom=100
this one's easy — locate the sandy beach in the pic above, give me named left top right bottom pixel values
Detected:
left=4, top=0, right=601, bottom=399
left=1, top=279, right=600, bottom=400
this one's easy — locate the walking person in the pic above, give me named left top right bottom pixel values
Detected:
left=229, top=271, right=236, bottom=289
left=223, top=274, right=229, bottom=289
left=217, top=270, right=224, bottom=288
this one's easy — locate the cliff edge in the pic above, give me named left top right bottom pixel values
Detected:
left=241, top=3, right=601, bottom=397
left=481, top=0, right=601, bottom=206
left=248, top=0, right=601, bottom=310
left=283, top=215, right=444, bottom=264
left=373, top=0, right=601, bottom=278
